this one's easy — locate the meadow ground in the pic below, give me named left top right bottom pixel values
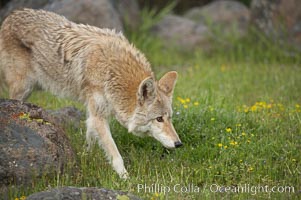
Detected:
left=3, top=8, right=301, bottom=200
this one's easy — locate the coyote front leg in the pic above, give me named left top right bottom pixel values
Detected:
left=86, top=99, right=128, bottom=179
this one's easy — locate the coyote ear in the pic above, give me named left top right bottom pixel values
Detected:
left=158, top=71, right=178, bottom=97
left=137, top=77, right=156, bottom=105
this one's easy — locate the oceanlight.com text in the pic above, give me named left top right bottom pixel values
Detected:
left=210, top=184, right=295, bottom=195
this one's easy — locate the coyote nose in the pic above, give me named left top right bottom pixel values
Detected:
left=174, top=141, right=183, bottom=148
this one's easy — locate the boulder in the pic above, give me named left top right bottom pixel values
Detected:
left=251, top=0, right=301, bottom=50
left=26, top=186, right=141, bottom=200
left=184, top=0, right=250, bottom=37
left=48, top=106, right=83, bottom=129
left=44, top=0, right=123, bottom=31
left=112, top=0, right=141, bottom=30
left=152, top=14, right=211, bottom=51
left=0, top=0, right=51, bottom=20
left=0, top=0, right=129, bottom=32
left=0, top=99, right=75, bottom=191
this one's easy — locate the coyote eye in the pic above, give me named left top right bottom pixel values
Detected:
left=156, top=116, right=164, bottom=122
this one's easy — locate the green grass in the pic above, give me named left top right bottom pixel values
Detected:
left=3, top=7, right=301, bottom=200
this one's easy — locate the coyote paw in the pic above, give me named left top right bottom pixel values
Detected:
left=113, top=158, right=128, bottom=179
left=119, top=171, right=129, bottom=180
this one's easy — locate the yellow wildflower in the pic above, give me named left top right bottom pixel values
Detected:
left=224, top=145, right=228, bottom=149
left=193, top=102, right=199, bottom=106
left=277, top=103, right=284, bottom=111
left=177, top=97, right=186, bottom=104
left=226, top=128, right=232, bottom=132
left=241, top=132, right=246, bottom=136
left=217, top=143, right=223, bottom=147
left=247, top=166, right=254, bottom=172
left=258, top=101, right=267, bottom=108
left=250, top=105, right=257, bottom=112
left=185, top=98, right=191, bottom=103
left=296, top=104, right=301, bottom=112
left=220, top=65, right=226, bottom=72
left=20, top=196, right=26, bottom=200
left=183, top=105, right=188, bottom=109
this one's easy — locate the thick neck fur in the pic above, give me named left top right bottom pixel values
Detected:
left=82, top=32, right=154, bottom=124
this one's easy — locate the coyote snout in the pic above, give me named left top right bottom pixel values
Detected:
left=0, top=8, right=182, bottom=179
left=149, top=117, right=182, bottom=149
left=134, top=115, right=182, bottom=149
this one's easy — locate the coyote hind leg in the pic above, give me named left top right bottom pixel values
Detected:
left=8, top=75, right=35, bottom=101
left=1, top=43, right=35, bottom=101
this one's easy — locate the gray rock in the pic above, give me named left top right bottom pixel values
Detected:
left=44, top=0, right=123, bottom=31
left=48, top=106, right=83, bottom=129
left=0, top=99, right=75, bottom=191
left=251, top=0, right=301, bottom=50
left=112, top=0, right=141, bottom=30
left=184, top=0, right=250, bottom=37
left=152, top=14, right=211, bottom=51
left=0, top=0, right=127, bottom=32
left=0, top=0, right=51, bottom=20
left=26, top=186, right=141, bottom=200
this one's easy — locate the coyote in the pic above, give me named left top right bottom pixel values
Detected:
left=0, top=9, right=182, bottom=178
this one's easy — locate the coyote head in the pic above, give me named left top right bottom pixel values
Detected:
left=128, top=71, right=182, bottom=149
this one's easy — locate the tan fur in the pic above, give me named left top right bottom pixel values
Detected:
left=0, top=8, right=181, bottom=179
